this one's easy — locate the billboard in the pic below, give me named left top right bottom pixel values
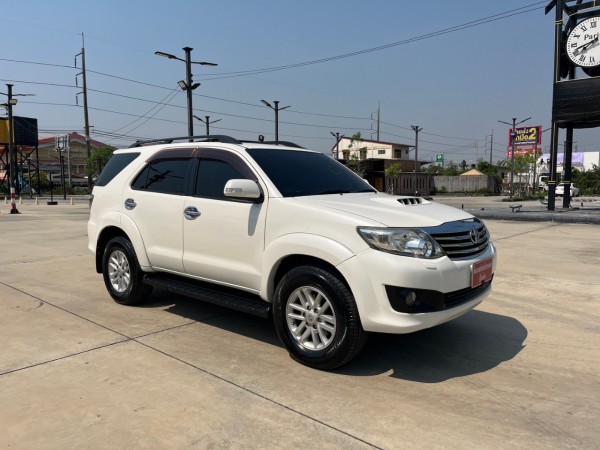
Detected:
left=508, top=126, right=543, bottom=147
left=0, top=117, right=38, bottom=146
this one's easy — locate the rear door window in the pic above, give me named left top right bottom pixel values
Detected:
left=131, top=158, right=191, bottom=195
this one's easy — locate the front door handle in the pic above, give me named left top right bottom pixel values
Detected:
left=124, top=198, right=137, bottom=210
left=184, top=206, right=201, bottom=220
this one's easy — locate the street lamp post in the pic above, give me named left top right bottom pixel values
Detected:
left=330, top=131, right=343, bottom=159
left=261, top=100, right=290, bottom=145
left=499, top=117, right=531, bottom=198
left=2, top=84, right=34, bottom=214
left=410, top=125, right=422, bottom=196
left=193, top=115, right=221, bottom=135
left=155, top=47, right=217, bottom=142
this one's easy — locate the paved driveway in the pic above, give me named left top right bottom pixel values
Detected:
left=1, top=202, right=598, bottom=449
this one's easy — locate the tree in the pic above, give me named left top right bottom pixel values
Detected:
left=86, top=146, right=115, bottom=180
left=573, top=165, right=600, bottom=195
left=346, top=132, right=366, bottom=177
left=385, top=162, right=402, bottom=194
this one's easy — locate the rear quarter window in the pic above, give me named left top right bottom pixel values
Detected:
left=95, top=152, right=140, bottom=187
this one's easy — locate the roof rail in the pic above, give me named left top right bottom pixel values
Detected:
left=128, top=135, right=241, bottom=148
left=243, top=140, right=305, bottom=149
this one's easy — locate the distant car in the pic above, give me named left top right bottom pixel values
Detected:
left=556, top=183, right=579, bottom=197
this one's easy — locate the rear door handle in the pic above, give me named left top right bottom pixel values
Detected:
left=124, top=198, right=137, bottom=210
left=184, top=206, right=201, bottom=220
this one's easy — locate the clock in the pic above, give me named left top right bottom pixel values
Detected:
left=565, top=16, right=600, bottom=68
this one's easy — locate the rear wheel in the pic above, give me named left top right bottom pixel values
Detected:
left=273, top=265, right=367, bottom=370
left=102, top=237, right=152, bottom=305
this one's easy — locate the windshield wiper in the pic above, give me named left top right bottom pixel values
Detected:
left=315, top=189, right=351, bottom=195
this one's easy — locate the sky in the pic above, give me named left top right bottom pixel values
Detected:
left=2, top=0, right=600, bottom=166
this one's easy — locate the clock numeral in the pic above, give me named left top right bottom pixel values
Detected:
left=579, top=55, right=586, bottom=62
left=591, top=21, right=597, bottom=28
left=571, top=42, right=578, bottom=47
left=581, top=25, right=588, bottom=32
left=591, top=56, right=596, bottom=64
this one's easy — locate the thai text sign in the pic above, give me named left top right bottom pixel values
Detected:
left=508, top=126, right=542, bottom=147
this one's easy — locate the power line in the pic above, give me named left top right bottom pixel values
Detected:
left=198, top=2, right=547, bottom=80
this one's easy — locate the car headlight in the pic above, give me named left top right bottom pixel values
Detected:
left=357, top=227, right=445, bottom=259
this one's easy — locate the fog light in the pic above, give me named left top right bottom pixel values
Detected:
left=405, top=291, right=417, bottom=307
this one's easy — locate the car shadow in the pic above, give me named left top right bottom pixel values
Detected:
left=144, top=289, right=526, bottom=383
left=338, top=310, right=527, bottom=382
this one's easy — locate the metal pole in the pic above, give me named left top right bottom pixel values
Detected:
left=204, top=115, right=210, bottom=135
left=411, top=125, right=422, bottom=196
left=59, top=152, right=66, bottom=200
left=7, top=84, right=19, bottom=214
left=80, top=44, right=93, bottom=193
left=184, top=47, right=194, bottom=141
left=274, top=101, right=280, bottom=144
left=510, top=118, right=516, bottom=198
left=562, top=126, right=573, bottom=208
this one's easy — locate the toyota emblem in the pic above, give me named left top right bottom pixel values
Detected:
left=470, top=229, right=480, bottom=244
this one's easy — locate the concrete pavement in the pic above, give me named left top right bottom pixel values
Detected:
left=1, top=199, right=599, bottom=449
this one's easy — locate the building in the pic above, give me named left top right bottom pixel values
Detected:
left=331, top=136, right=432, bottom=195
left=36, top=132, right=109, bottom=187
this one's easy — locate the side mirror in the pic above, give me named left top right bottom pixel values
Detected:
left=224, top=179, right=263, bottom=202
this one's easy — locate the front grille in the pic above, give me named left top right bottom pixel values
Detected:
left=424, top=219, right=490, bottom=260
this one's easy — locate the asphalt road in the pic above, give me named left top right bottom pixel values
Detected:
left=1, top=199, right=599, bottom=449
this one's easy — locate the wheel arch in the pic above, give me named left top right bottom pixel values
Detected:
left=262, top=234, right=355, bottom=302
left=95, top=214, right=149, bottom=273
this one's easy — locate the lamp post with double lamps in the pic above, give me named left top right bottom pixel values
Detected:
left=155, top=47, right=217, bottom=141
left=261, top=100, right=290, bottom=145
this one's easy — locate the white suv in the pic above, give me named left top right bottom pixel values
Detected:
left=88, top=136, right=496, bottom=369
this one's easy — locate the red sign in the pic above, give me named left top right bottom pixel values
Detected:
left=471, top=258, right=493, bottom=288
left=508, top=126, right=543, bottom=147
left=506, top=147, right=543, bottom=158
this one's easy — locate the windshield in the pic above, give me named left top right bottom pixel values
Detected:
left=246, top=148, right=376, bottom=197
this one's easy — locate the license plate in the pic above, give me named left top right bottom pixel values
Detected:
left=471, top=257, right=493, bottom=288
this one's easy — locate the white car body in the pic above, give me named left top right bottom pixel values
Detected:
left=88, top=138, right=496, bottom=368
left=556, top=183, right=579, bottom=197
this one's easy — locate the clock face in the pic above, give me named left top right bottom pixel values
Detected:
left=566, top=17, right=600, bottom=67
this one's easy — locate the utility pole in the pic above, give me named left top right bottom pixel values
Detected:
left=376, top=102, right=380, bottom=141
left=76, top=35, right=92, bottom=193
left=486, top=131, right=494, bottom=164
left=410, top=125, right=422, bottom=196
left=193, top=115, right=221, bottom=135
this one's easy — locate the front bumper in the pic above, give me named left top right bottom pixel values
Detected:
left=336, top=243, right=496, bottom=334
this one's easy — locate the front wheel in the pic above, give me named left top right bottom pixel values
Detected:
left=102, top=237, right=152, bottom=305
left=273, top=265, right=367, bottom=370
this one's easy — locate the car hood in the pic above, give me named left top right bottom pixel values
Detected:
left=294, top=193, right=473, bottom=227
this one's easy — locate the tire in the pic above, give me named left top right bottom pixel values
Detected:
left=102, top=237, right=152, bottom=305
left=273, top=265, right=368, bottom=370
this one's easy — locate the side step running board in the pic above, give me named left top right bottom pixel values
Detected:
left=144, top=274, right=271, bottom=319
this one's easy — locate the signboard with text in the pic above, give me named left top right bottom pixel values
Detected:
left=508, top=126, right=543, bottom=147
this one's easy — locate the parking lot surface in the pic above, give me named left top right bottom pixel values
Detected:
left=1, top=199, right=599, bottom=449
